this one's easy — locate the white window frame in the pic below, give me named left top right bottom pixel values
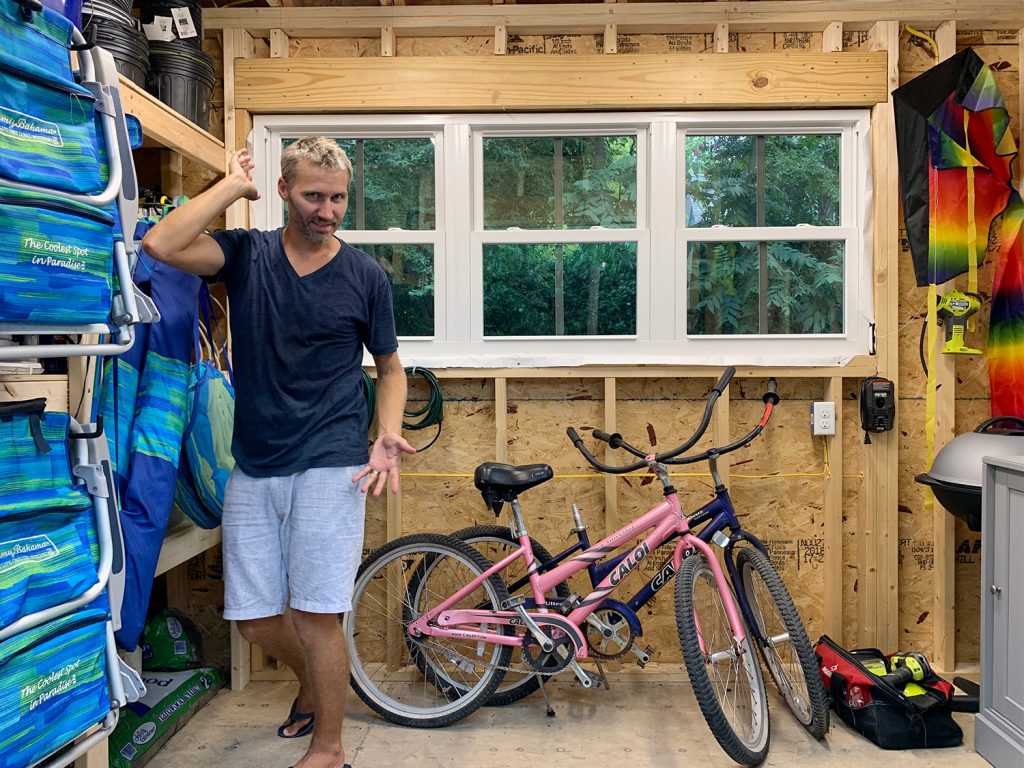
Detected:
left=251, top=110, right=873, bottom=367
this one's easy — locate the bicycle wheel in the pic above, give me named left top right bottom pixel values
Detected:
left=345, top=533, right=513, bottom=727
left=452, top=525, right=571, bottom=706
left=675, top=552, right=770, bottom=766
left=736, top=546, right=830, bottom=739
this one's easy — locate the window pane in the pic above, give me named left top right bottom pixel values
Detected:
left=483, top=136, right=637, bottom=230
left=764, top=135, right=840, bottom=226
left=483, top=243, right=637, bottom=336
left=687, top=240, right=844, bottom=335
left=282, top=138, right=436, bottom=231
left=351, top=243, right=434, bottom=337
left=685, top=134, right=840, bottom=227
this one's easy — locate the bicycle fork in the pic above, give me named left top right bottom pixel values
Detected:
left=676, top=534, right=750, bottom=661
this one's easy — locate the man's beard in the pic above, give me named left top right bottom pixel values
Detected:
left=296, top=215, right=338, bottom=245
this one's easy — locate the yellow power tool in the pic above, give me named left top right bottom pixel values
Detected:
left=936, top=290, right=982, bottom=355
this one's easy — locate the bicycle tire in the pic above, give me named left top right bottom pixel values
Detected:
left=345, top=533, right=513, bottom=727
left=675, top=552, right=770, bottom=766
left=736, top=546, right=830, bottom=740
left=451, top=525, right=571, bottom=706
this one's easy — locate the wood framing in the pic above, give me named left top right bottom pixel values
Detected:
left=232, top=52, right=889, bottom=113
left=117, top=77, right=224, bottom=172
left=223, top=29, right=255, bottom=230
left=823, top=376, right=843, bottom=641
left=862, top=20, right=900, bottom=653
left=931, top=20, right=957, bottom=675
left=204, top=2, right=1024, bottom=38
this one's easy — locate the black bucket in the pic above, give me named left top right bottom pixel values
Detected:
left=81, top=0, right=134, bottom=28
left=90, top=19, right=150, bottom=88
left=140, top=0, right=203, bottom=48
left=147, top=41, right=215, bottom=130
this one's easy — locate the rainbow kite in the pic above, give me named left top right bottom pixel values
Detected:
left=894, top=48, right=1024, bottom=418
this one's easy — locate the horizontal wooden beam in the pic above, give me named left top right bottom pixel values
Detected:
left=234, top=52, right=888, bottom=112
left=118, top=76, right=225, bottom=173
left=205, top=1, right=1024, bottom=38
left=363, top=356, right=879, bottom=379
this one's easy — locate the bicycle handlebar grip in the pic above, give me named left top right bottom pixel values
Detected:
left=762, top=376, right=780, bottom=405
left=712, top=366, right=736, bottom=394
left=566, top=427, right=584, bottom=445
left=592, top=429, right=625, bottom=448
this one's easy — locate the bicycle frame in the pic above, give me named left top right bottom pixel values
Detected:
left=406, top=488, right=748, bottom=659
left=503, top=483, right=770, bottom=647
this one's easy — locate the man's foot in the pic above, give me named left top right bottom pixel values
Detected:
left=290, top=746, right=346, bottom=768
left=277, top=696, right=315, bottom=738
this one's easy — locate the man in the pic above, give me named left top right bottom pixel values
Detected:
left=142, top=137, right=415, bottom=768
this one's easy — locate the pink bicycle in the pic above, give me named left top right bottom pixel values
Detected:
left=346, top=370, right=778, bottom=766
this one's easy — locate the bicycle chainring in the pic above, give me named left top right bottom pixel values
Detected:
left=586, top=607, right=636, bottom=660
left=522, top=629, right=575, bottom=674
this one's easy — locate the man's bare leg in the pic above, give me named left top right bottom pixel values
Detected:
left=236, top=613, right=315, bottom=737
left=289, top=610, right=348, bottom=768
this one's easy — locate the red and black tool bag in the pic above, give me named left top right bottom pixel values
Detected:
left=815, top=634, right=963, bottom=749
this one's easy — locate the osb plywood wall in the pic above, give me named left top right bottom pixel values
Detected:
left=172, top=23, right=1019, bottom=673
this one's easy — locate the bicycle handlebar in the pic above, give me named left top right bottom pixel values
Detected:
left=567, top=371, right=778, bottom=475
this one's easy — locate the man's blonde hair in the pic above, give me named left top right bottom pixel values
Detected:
left=281, top=136, right=353, bottom=187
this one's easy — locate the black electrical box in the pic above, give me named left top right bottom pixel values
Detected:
left=859, top=376, right=895, bottom=433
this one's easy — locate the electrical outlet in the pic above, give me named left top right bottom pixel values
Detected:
left=811, top=401, right=836, bottom=436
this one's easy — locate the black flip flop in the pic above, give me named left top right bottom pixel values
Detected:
left=277, top=697, right=315, bottom=738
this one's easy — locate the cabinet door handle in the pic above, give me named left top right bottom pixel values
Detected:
left=991, top=585, right=1002, bottom=596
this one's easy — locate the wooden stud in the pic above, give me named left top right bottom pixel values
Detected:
left=381, top=25, right=396, bottom=57
left=494, top=24, right=507, bottom=55
left=822, top=21, right=843, bottom=52
left=712, top=380, right=731, bottom=487
left=934, top=20, right=956, bottom=59
left=233, top=53, right=890, bottom=112
left=1019, top=28, right=1023, bottom=183
left=823, top=376, right=844, bottom=641
left=230, top=621, right=251, bottom=690
left=159, top=151, right=183, bottom=199
left=604, top=24, right=617, bottom=54
left=164, top=564, right=189, bottom=611
left=495, top=377, right=508, bottom=463
left=864, top=19, right=900, bottom=652
left=223, top=29, right=255, bottom=230
left=77, top=734, right=107, bottom=768
left=714, top=22, right=729, bottom=53
left=269, top=28, right=290, bottom=58
left=930, top=19, right=957, bottom=674
left=604, top=377, right=617, bottom=537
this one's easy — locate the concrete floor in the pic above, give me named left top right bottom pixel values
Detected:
left=145, top=669, right=989, bottom=768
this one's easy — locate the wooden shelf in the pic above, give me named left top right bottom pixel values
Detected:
left=118, top=76, right=225, bottom=174
left=155, top=523, right=222, bottom=576
left=0, top=374, right=70, bottom=412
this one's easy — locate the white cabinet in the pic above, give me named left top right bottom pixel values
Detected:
left=977, top=455, right=1024, bottom=768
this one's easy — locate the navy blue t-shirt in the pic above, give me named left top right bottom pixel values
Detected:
left=210, top=228, right=398, bottom=477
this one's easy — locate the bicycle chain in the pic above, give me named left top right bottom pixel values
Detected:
left=409, top=635, right=565, bottom=677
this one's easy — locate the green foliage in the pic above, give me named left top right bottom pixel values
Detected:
left=483, top=243, right=637, bottom=336
left=687, top=241, right=843, bottom=335
left=685, top=133, right=844, bottom=335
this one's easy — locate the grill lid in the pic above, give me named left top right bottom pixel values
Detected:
left=925, top=417, right=1024, bottom=489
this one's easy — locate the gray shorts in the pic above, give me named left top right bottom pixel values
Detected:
left=221, top=466, right=366, bottom=620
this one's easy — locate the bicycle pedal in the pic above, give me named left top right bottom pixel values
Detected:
left=569, top=662, right=604, bottom=690
left=632, top=645, right=654, bottom=668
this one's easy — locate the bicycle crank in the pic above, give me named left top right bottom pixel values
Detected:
left=522, top=628, right=575, bottom=675
left=585, top=607, right=637, bottom=660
